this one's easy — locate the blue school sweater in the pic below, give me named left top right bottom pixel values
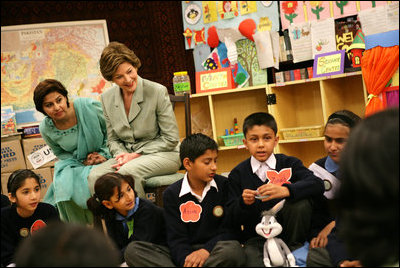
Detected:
left=163, top=174, right=237, bottom=266
left=227, top=154, right=324, bottom=243
left=99, top=197, right=167, bottom=261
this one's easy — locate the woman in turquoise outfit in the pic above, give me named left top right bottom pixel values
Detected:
left=33, top=79, right=111, bottom=225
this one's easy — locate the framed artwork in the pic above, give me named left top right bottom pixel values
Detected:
left=313, top=50, right=345, bottom=78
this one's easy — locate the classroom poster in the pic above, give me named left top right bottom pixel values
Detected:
left=311, top=18, right=336, bottom=58
left=280, top=1, right=306, bottom=30
left=289, top=22, right=313, bottom=63
left=305, top=1, right=331, bottom=22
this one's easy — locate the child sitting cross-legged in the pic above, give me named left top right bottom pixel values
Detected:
left=87, top=172, right=174, bottom=267
left=163, top=133, right=246, bottom=267
left=227, top=112, right=325, bottom=266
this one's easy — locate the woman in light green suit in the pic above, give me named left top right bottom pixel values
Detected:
left=88, top=41, right=181, bottom=198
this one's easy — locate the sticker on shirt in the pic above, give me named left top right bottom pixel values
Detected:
left=30, top=219, right=47, bottom=234
left=266, top=168, right=292, bottom=185
left=213, top=205, right=224, bottom=217
left=180, top=201, right=202, bottom=223
left=19, top=228, right=29, bottom=237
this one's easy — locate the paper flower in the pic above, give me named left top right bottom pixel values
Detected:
left=282, top=1, right=298, bottom=24
left=266, top=168, right=292, bottom=186
left=180, top=201, right=202, bottom=223
left=310, top=1, right=324, bottom=20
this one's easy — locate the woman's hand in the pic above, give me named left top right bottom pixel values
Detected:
left=111, top=152, right=141, bottom=170
left=83, top=152, right=107, bottom=166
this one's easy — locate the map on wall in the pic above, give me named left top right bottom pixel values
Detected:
left=1, top=20, right=111, bottom=127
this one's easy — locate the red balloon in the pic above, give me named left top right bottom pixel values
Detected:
left=207, top=26, right=219, bottom=48
left=239, top=19, right=256, bottom=42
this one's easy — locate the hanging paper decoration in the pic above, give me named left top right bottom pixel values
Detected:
left=218, top=1, right=239, bottom=20
left=310, top=1, right=324, bottom=20
left=238, top=19, right=257, bottom=42
left=183, top=28, right=193, bottom=48
left=258, top=17, right=273, bottom=32
left=346, top=29, right=365, bottom=68
left=282, top=1, right=299, bottom=24
left=332, top=1, right=358, bottom=19
left=207, top=26, right=220, bottom=48
left=202, top=1, right=218, bottom=24
left=194, top=28, right=206, bottom=46
left=305, top=1, right=331, bottom=22
left=185, top=3, right=202, bottom=25
left=280, top=1, right=306, bottom=30
left=239, top=1, right=257, bottom=15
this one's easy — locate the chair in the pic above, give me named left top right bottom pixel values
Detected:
left=144, top=92, right=191, bottom=207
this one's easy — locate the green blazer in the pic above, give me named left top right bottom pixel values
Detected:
left=100, top=76, right=180, bottom=157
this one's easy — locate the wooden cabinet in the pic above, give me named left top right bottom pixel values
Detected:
left=174, top=71, right=367, bottom=173
left=268, top=71, right=367, bottom=167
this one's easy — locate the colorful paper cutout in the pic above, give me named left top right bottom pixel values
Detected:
left=179, top=201, right=202, bottom=223
left=218, top=1, right=239, bottom=19
left=266, top=168, right=292, bottom=186
left=305, top=1, right=331, bottom=22
left=217, top=42, right=249, bottom=87
left=280, top=1, right=306, bottom=30
left=238, top=18, right=257, bottom=42
left=258, top=17, right=273, bottom=32
left=332, top=1, right=358, bottom=19
left=236, top=38, right=268, bottom=86
left=207, top=26, right=219, bottom=48
left=185, top=3, right=202, bottom=25
left=183, top=28, right=194, bottom=48
left=194, top=27, right=206, bottom=46
left=239, top=1, right=257, bottom=15
left=202, top=1, right=218, bottom=24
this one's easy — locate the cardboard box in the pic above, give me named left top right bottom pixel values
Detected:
left=34, top=167, right=53, bottom=200
left=1, top=139, right=26, bottom=173
left=1, top=172, right=11, bottom=194
left=22, top=137, right=57, bottom=169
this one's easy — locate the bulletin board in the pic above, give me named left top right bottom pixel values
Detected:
left=181, top=1, right=280, bottom=50
left=1, top=20, right=111, bottom=127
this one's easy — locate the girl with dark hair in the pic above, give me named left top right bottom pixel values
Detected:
left=87, top=172, right=174, bottom=266
left=1, top=169, right=59, bottom=267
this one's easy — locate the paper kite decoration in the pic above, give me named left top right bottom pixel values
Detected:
left=183, top=28, right=193, bottom=48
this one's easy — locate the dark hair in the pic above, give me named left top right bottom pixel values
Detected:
left=99, top=41, right=142, bottom=81
left=336, top=107, right=399, bottom=267
left=87, top=172, right=136, bottom=220
left=243, top=112, right=278, bottom=137
left=179, top=133, right=218, bottom=163
left=326, top=110, right=362, bottom=130
left=33, top=79, right=70, bottom=116
left=7, top=169, right=41, bottom=197
left=15, top=221, right=120, bottom=267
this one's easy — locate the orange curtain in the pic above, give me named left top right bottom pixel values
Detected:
left=361, top=45, right=399, bottom=117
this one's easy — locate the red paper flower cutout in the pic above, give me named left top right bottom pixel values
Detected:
left=282, top=1, right=298, bottom=14
left=180, top=201, right=202, bottom=223
left=266, top=168, right=292, bottom=186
